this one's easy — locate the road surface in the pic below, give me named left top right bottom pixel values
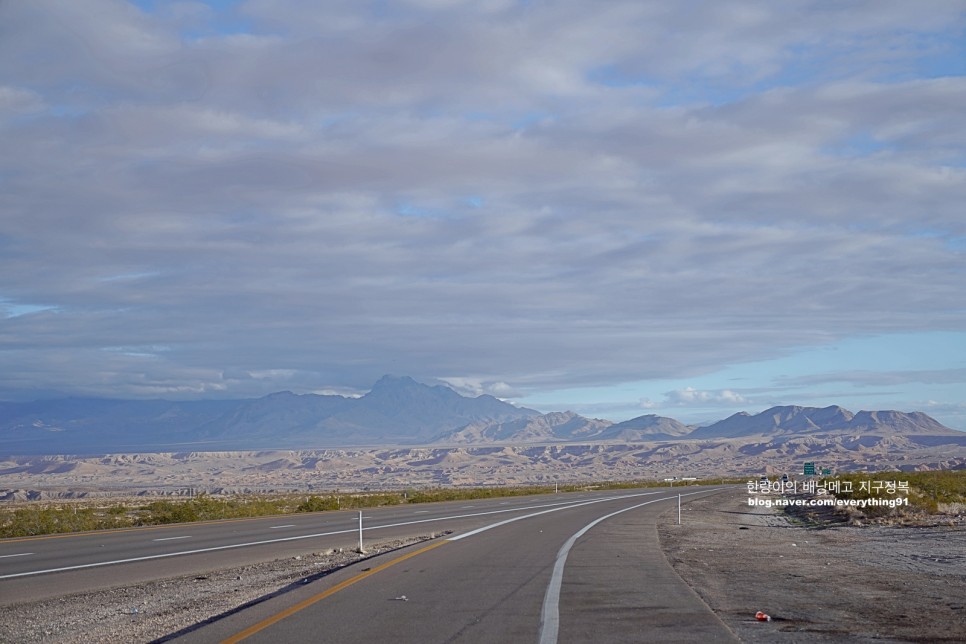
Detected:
left=1, top=487, right=738, bottom=642
left=0, top=490, right=643, bottom=601
left=170, top=487, right=737, bottom=643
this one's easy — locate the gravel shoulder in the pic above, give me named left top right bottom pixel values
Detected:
left=658, top=488, right=966, bottom=642
left=0, top=536, right=438, bottom=643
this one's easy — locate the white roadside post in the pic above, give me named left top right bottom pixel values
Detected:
left=358, top=510, right=364, bottom=553
left=678, top=494, right=681, bottom=525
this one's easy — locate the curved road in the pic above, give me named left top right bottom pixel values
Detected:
left=1, top=489, right=668, bottom=601
left=1, top=487, right=738, bottom=642
left=173, top=487, right=736, bottom=643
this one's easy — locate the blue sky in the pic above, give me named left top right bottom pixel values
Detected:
left=522, top=332, right=966, bottom=427
left=1, top=0, right=965, bottom=429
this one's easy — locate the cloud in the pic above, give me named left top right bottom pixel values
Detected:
left=776, top=369, right=966, bottom=388
left=439, top=377, right=523, bottom=399
left=920, top=400, right=966, bottom=430
left=662, top=388, right=751, bottom=407
left=0, top=86, right=46, bottom=116
left=0, top=1, right=964, bottom=401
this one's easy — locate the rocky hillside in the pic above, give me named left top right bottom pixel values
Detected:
left=3, top=431, right=966, bottom=500
left=441, top=411, right=613, bottom=444
left=688, top=405, right=960, bottom=440
left=0, top=376, right=539, bottom=454
left=0, top=379, right=960, bottom=456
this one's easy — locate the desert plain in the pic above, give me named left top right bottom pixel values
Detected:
left=2, top=432, right=966, bottom=501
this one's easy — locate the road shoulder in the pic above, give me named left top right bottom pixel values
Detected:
left=0, top=536, right=435, bottom=643
left=658, top=487, right=966, bottom=642
left=562, top=491, right=740, bottom=643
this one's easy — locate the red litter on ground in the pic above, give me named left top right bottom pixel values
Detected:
left=755, top=611, right=772, bottom=622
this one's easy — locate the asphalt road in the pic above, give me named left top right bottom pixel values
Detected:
left=0, top=490, right=635, bottom=601
left=1, top=487, right=738, bottom=642
left=162, top=486, right=736, bottom=643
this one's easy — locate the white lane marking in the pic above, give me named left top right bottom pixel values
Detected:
left=538, top=489, right=719, bottom=644
left=380, top=492, right=664, bottom=538
left=413, top=511, right=430, bottom=514
left=460, top=505, right=476, bottom=509
left=0, top=552, right=34, bottom=559
left=152, top=536, right=191, bottom=542
left=447, top=492, right=661, bottom=542
left=0, top=490, right=711, bottom=580
left=270, top=525, right=296, bottom=529
left=0, top=530, right=361, bottom=580
left=5, top=496, right=618, bottom=579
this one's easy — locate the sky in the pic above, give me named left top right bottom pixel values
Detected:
left=1, top=0, right=965, bottom=429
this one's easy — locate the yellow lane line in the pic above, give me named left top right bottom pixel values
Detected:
left=221, top=539, right=450, bottom=644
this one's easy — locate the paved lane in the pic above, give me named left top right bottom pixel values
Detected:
left=0, top=489, right=680, bottom=604
left=170, top=487, right=737, bottom=643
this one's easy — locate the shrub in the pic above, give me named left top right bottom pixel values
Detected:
left=826, top=470, right=966, bottom=516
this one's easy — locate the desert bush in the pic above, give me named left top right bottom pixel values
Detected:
left=0, top=477, right=691, bottom=537
left=136, top=499, right=200, bottom=525
left=405, top=485, right=553, bottom=504
left=826, top=469, right=966, bottom=516
left=297, top=495, right=342, bottom=512
left=132, top=494, right=295, bottom=525
left=0, top=506, right=108, bottom=537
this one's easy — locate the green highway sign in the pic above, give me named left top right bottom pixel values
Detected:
left=803, top=462, right=816, bottom=476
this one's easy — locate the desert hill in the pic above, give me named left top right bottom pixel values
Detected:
left=0, top=376, right=539, bottom=454
left=595, top=414, right=694, bottom=441
left=3, top=432, right=965, bottom=500
left=441, top=411, right=613, bottom=444
left=2, top=383, right=965, bottom=498
left=0, top=377, right=961, bottom=457
left=688, top=405, right=960, bottom=440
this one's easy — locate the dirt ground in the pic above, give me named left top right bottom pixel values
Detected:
left=659, top=488, right=966, bottom=642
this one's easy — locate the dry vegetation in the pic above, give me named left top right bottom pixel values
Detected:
left=0, top=479, right=696, bottom=538
left=827, top=469, right=966, bottom=513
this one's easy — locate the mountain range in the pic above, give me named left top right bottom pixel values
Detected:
left=0, top=375, right=961, bottom=456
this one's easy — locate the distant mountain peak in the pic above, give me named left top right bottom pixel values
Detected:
left=596, top=413, right=692, bottom=441
left=363, top=374, right=460, bottom=403
left=0, top=381, right=958, bottom=455
left=369, top=374, right=419, bottom=389
left=690, top=405, right=954, bottom=439
left=264, top=390, right=298, bottom=399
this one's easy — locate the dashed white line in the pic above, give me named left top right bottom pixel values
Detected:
left=0, top=490, right=698, bottom=580
left=270, top=525, right=296, bottom=529
left=0, top=552, right=33, bottom=559
left=152, top=536, right=191, bottom=542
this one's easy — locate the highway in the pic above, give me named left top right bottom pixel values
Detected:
left=1, top=487, right=737, bottom=642
left=0, top=490, right=639, bottom=601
